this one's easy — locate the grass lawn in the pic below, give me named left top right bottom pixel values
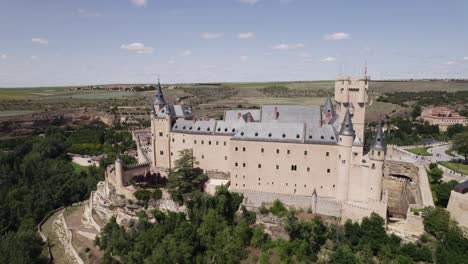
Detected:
left=72, top=162, right=90, bottom=175
left=407, top=147, right=431, bottom=156
left=438, top=161, right=468, bottom=175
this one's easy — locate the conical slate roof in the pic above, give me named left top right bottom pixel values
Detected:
left=153, top=78, right=167, bottom=106
left=323, top=95, right=335, bottom=116
left=370, top=121, right=386, bottom=150
left=339, top=108, right=355, bottom=136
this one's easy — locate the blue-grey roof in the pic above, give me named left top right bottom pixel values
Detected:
left=172, top=119, right=216, bottom=134
left=224, top=109, right=261, bottom=122
left=370, top=122, right=386, bottom=150
left=232, top=122, right=305, bottom=143
left=323, top=95, right=335, bottom=117
left=214, top=120, right=244, bottom=135
left=156, top=105, right=192, bottom=118
left=339, top=108, right=355, bottom=136
left=261, top=105, right=322, bottom=125
left=153, top=80, right=167, bottom=106
left=305, top=125, right=338, bottom=144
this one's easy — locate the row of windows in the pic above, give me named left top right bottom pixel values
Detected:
left=233, top=182, right=336, bottom=190
left=235, top=147, right=330, bottom=157
left=237, top=131, right=334, bottom=140
left=234, top=162, right=331, bottom=173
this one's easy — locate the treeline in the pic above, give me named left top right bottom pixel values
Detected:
left=0, top=128, right=104, bottom=263
left=96, top=189, right=468, bottom=264
left=377, top=90, right=468, bottom=108
left=258, top=85, right=329, bottom=97
left=67, top=123, right=135, bottom=156
left=0, top=123, right=136, bottom=263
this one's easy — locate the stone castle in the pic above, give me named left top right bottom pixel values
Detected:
left=110, top=76, right=389, bottom=222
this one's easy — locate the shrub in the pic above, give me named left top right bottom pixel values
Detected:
left=152, top=189, right=162, bottom=201
left=259, top=203, right=269, bottom=215
left=270, top=199, right=288, bottom=218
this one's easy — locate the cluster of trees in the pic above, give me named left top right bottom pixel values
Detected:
left=0, top=127, right=105, bottom=263
left=67, top=123, right=135, bottom=156
left=427, top=163, right=459, bottom=207
left=377, top=117, right=441, bottom=146
left=377, top=90, right=468, bottom=108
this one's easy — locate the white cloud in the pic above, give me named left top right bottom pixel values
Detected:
left=239, top=0, right=259, bottom=4
left=201, top=33, right=224, bottom=39
left=321, top=57, right=336, bottom=62
left=179, top=50, right=192, bottom=56
left=240, top=55, right=248, bottom=62
left=237, top=32, right=255, bottom=39
left=130, top=0, right=147, bottom=7
left=323, top=32, right=351, bottom=41
left=120, top=43, right=154, bottom=54
left=271, top=43, right=304, bottom=50
left=31, top=55, right=38, bottom=60
left=0, top=54, right=6, bottom=59
left=463, top=57, right=468, bottom=60
left=32, top=38, right=48, bottom=45
left=77, top=9, right=102, bottom=17
left=445, top=61, right=456, bottom=65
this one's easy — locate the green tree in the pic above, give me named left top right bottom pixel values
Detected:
left=422, top=207, right=450, bottom=239
left=167, top=149, right=207, bottom=204
left=330, top=244, right=357, bottom=264
left=446, top=124, right=465, bottom=138
left=452, top=132, right=468, bottom=162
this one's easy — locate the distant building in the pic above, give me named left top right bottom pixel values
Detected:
left=420, top=106, right=468, bottom=131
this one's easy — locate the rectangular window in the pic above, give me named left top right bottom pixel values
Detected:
left=326, top=152, right=329, bottom=157
left=201, top=155, right=204, bottom=159
left=261, top=148, right=264, bottom=153
left=216, top=141, right=219, bottom=145
left=159, top=132, right=163, bottom=137
left=327, top=169, right=330, bottom=173
left=209, top=141, right=212, bottom=145
left=235, top=162, right=238, bottom=167
left=160, top=150, right=164, bottom=155
left=291, top=165, right=297, bottom=171
left=224, top=142, right=226, bottom=146
left=235, top=147, right=239, bottom=151
left=225, top=156, right=227, bottom=160
left=287, top=150, right=290, bottom=154
left=194, top=140, right=197, bottom=144
left=172, top=138, right=174, bottom=142
left=243, top=163, right=246, bottom=167
left=276, top=149, right=280, bottom=154
left=307, top=167, right=310, bottom=172
left=258, top=164, right=261, bottom=168
left=183, top=139, right=185, bottom=143
left=304, top=151, right=308, bottom=155
left=276, top=165, right=279, bottom=170
left=243, top=147, right=246, bottom=152
left=201, top=141, right=204, bottom=145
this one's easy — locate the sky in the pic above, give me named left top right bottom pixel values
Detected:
left=0, top=0, right=467, bottom=87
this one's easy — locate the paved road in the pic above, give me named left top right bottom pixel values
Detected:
left=427, top=144, right=463, bottom=162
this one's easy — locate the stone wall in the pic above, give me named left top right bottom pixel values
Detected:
left=447, top=191, right=468, bottom=228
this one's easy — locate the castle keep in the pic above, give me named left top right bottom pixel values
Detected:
left=114, top=76, right=388, bottom=222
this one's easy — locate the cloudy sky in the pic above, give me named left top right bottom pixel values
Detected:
left=0, top=0, right=467, bottom=87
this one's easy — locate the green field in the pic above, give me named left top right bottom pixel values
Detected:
left=407, top=147, right=431, bottom=156
left=72, top=162, right=90, bottom=175
left=439, top=161, right=468, bottom=175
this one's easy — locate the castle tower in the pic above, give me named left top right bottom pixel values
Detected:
left=336, top=108, right=354, bottom=201
left=334, top=76, right=368, bottom=141
left=323, top=94, right=335, bottom=125
left=150, top=79, right=172, bottom=172
left=368, top=121, right=386, bottom=200
left=115, top=155, right=124, bottom=187
left=153, top=78, right=167, bottom=113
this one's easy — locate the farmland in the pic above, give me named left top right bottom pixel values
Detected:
left=0, top=80, right=467, bottom=121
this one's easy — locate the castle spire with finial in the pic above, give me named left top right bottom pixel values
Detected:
left=370, top=121, right=386, bottom=151
left=153, top=76, right=167, bottom=106
left=339, top=107, right=354, bottom=136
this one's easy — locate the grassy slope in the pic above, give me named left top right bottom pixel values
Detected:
left=438, top=161, right=468, bottom=175
left=407, top=147, right=431, bottom=156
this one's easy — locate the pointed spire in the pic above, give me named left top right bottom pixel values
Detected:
left=339, top=108, right=355, bottom=136
left=323, top=94, right=335, bottom=117
left=153, top=77, right=167, bottom=106
left=370, top=121, right=386, bottom=150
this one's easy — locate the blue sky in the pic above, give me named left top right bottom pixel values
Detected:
left=0, top=0, right=467, bottom=87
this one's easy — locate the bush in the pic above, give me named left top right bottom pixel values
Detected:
left=152, top=189, right=162, bottom=201
left=270, top=199, right=288, bottom=218
left=259, top=203, right=269, bottom=215
left=422, top=207, right=450, bottom=239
